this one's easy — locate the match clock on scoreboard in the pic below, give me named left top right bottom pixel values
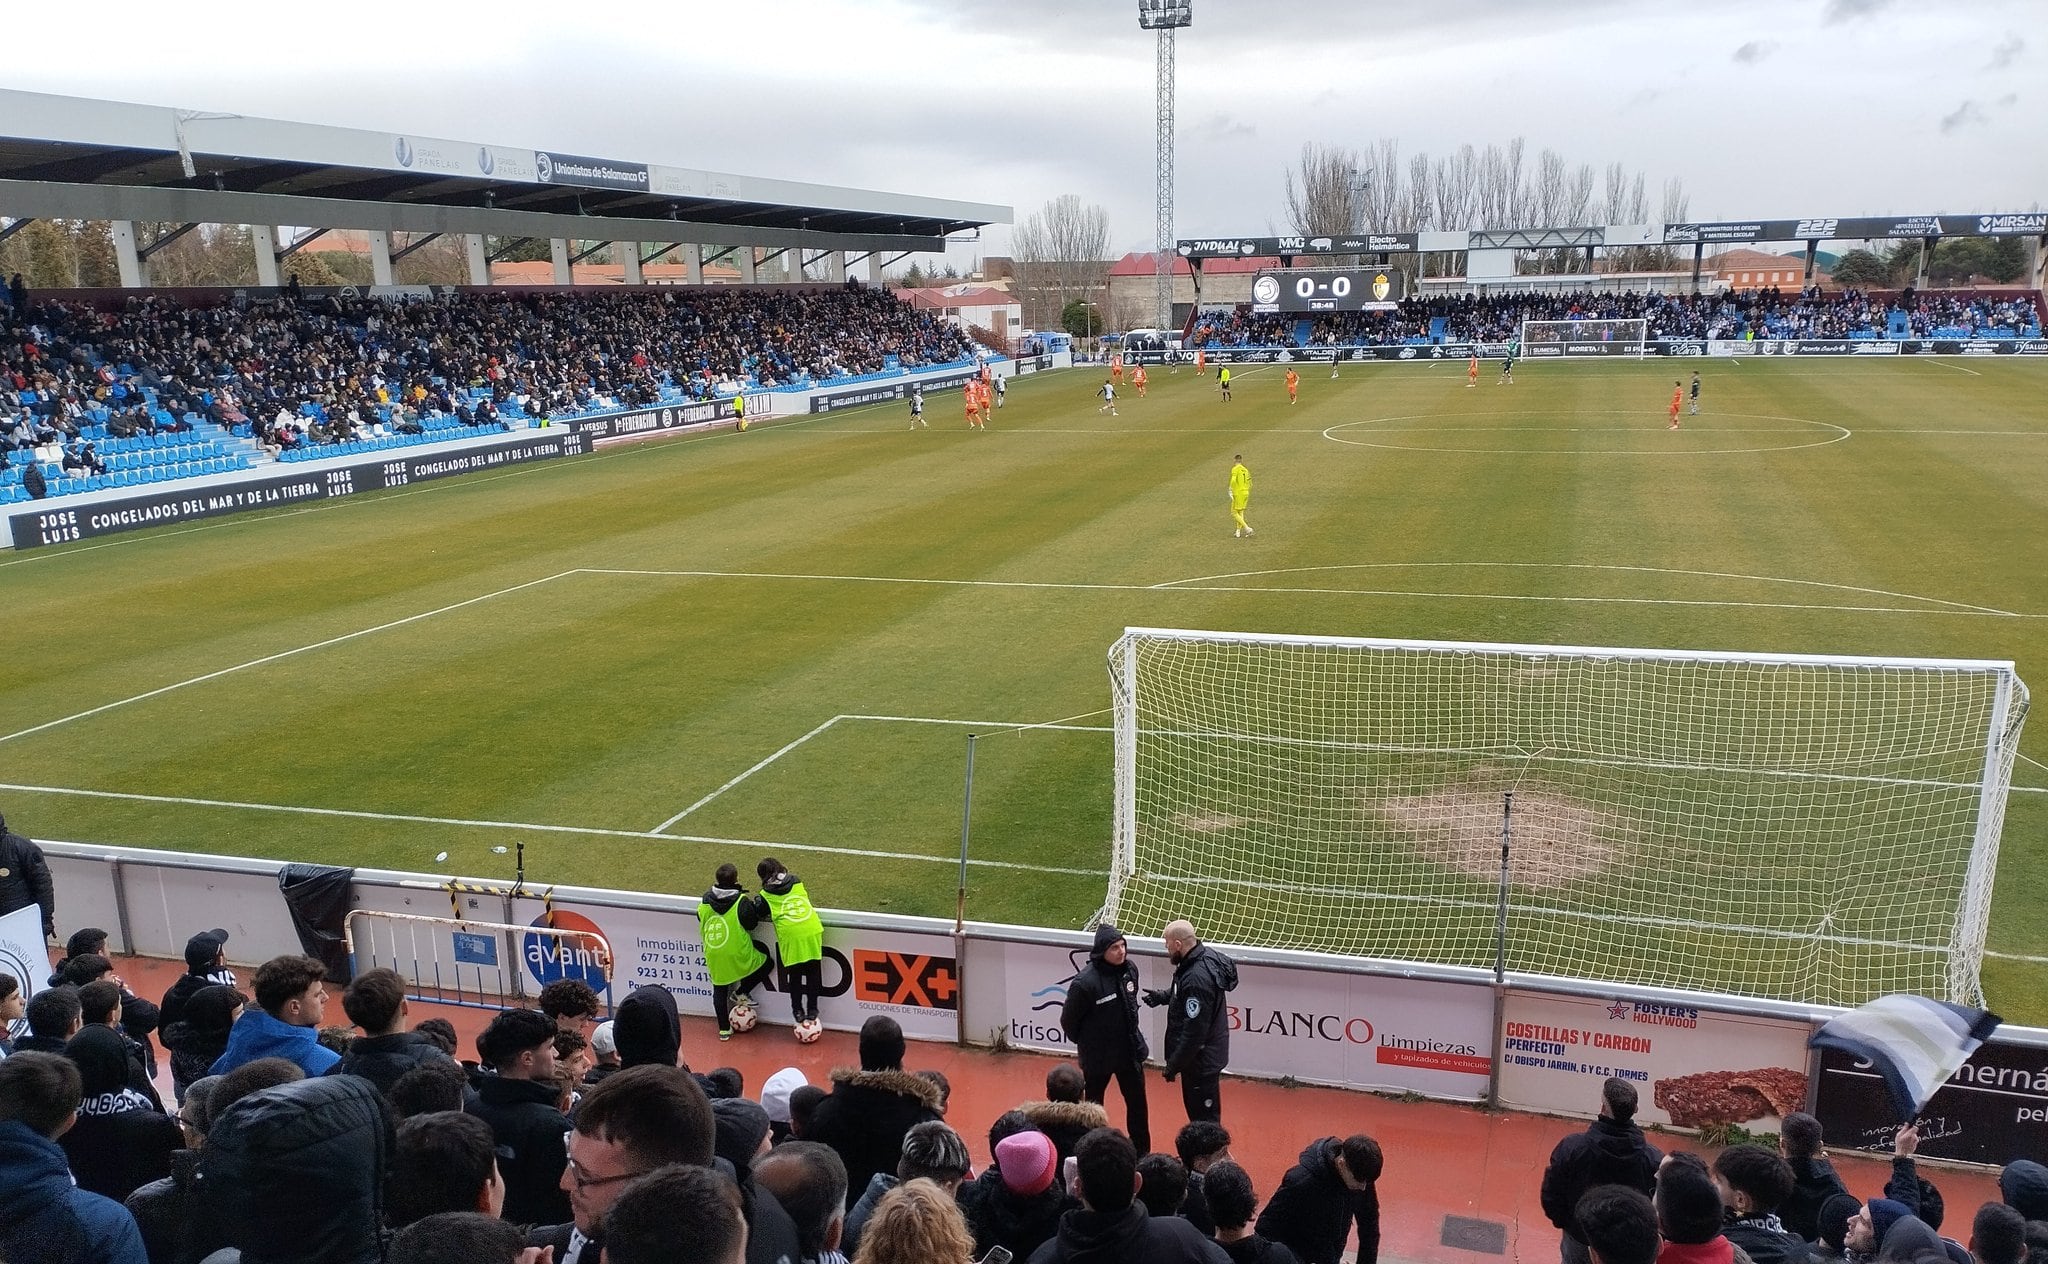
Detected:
left=1249, top=269, right=1406, bottom=313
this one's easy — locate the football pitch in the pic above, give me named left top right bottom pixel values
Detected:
left=3, top=357, right=2046, bottom=1015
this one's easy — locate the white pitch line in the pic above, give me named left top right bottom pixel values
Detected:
left=590, top=567, right=2043, bottom=618
left=1922, top=359, right=1984, bottom=377
left=651, top=715, right=846, bottom=832
left=0, top=570, right=581, bottom=746
left=0, top=780, right=1103, bottom=876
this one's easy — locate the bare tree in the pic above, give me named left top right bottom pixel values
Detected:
left=1283, top=142, right=1364, bottom=239
left=1012, top=194, right=1111, bottom=330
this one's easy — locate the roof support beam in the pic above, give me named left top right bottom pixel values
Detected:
left=487, top=236, right=534, bottom=262
left=569, top=240, right=609, bottom=265
left=277, top=227, right=329, bottom=257
left=389, top=231, right=442, bottom=263
left=138, top=222, right=198, bottom=259
left=0, top=217, right=32, bottom=243
left=0, top=178, right=951, bottom=254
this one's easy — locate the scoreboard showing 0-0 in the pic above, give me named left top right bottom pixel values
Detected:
left=1249, top=268, right=1407, bottom=314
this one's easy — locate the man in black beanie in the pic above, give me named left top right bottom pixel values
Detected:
left=803, top=1015, right=942, bottom=1204
left=1059, top=923, right=1150, bottom=1154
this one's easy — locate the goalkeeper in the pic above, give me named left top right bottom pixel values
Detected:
left=702, top=862, right=775, bottom=1041
left=1228, top=454, right=1252, bottom=538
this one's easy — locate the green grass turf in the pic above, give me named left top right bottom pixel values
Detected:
left=2, top=357, right=2044, bottom=1013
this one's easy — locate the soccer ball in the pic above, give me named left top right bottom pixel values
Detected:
left=793, top=1019, right=823, bottom=1045
left=729, top=999, right=758, bottom=1033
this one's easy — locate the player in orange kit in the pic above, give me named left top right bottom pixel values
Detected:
left=1285, top=368, right=1299, bottom=404
left=1668, top=381, right=1683, bottom=430
left=1468, top=353, right=1479, bottom=387
left=1133, top=364, right=1149, bottom=396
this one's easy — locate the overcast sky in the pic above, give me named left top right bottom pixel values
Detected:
left=4, top=0, right=2040, bottom=269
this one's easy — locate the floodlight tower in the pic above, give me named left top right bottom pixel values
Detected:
left=1138, top=0, right=1191, bottom=334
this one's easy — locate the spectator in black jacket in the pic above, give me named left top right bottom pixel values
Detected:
left=328, top=968, right=450, bottom=1093
left=1138, top=1152, right=1190, bottom=1221
left=1973, top=1203, right=2029, bottom=1264
left=1059, top=923, right=1150, bottom=1153
left=200, top=1074, right=391, bottom=1264
left=1254, top=1134, right=1382, bottom=1264
left=804, top=1015, right=943, bottom=1203
left=1574, top=1186, right=1660, bottom=1264
left=78, top=980, right=162, bottom=1111
left=162, top=985, right=245, bottom=1103
left=1998, top=1159, right=2048, bottom=1220
left=1206, top=1159, right=1302, bottom=1264
left=125, top=1074, right=223, bottom=1264
left=1028, top=1127, right=1228, bottom=1264
left=19, top=986, right=82, bottom=1054
left=158, top=928, right=236, bottom=1031
left=471, top=1007, right=572, bottom=1227
left=1713, top=1145, right=1806, bottom=1264
left=0, top=813, right=54, bottom=941
left=1778, top=1113, right=1850, bottom=1242
left=958, top=1114, right=1073, bottom=1263
left=59, top=1025, right=180, bottom=1204
left=1540, top=1078, right=1663, bottom=1264
left=1176, top=1121, right=1232, bottom=1237
left=1016, top=1063, right=1110, bottom=1169
left=1145, top=920, right=1237, bottom=1124
left=387, top=1111, right=504, bottom=1229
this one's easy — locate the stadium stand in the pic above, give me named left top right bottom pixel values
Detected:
left=1185, top=287, right=2043, bottom=348
left=0, top=283, right=974, bottom=502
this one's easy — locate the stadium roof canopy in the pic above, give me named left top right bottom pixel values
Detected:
left=0, top=89, right=1007, bottom=253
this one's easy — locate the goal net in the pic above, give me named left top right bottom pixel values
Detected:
left=1519, top=317, right=1649, bottom=358
left=1104, top=629, right=2028, bottom=1006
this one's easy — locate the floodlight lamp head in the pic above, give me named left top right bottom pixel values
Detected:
left=1137, top=0, right=1191, bottom=29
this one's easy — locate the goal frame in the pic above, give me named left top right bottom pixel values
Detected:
left=1106, top=626, right=2027, bottom=1005
left=1517, top=317, right=1650, bottom=358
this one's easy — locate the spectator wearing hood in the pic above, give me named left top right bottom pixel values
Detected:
left=1144, top=920, right=1238, bottom=1124
left=1542, top=1078, right=1663, bottom=1264
left=1254, top=1134, right=1381, bottom=1264
left=163, top=984, right=245, bottom=1103
left=471, top=1007, right=572, bottom=1228
left=1060, top=922, right=1151, bottom=1153
left=210, top=955, right=340, bottom=1078
left=804, top=1016, right=943, bottom=1203
left=0, top=1051, right=147, bottom=1264
left=1027, top=1126, right=1228, bottom=1264
left=1655, top=1153, right=1737, bottom=1264
left=0, top=812, right=55, bottom=942
left=1777, top=1113, right=1851, bottom=1242
left=1999, top=1160, right=2048, bottom=1222
left=762, top=1066, right=809, bottom=1145
left=159, top=928, right=237, bottom=1031
left=59, top=1025, right=182, bottom=1202
left=1712, top=1145, right=1807, bottom=1264
left=612, top=983, right=686, bottom=1070
left=844, top=1120, right=973, bottom=1259
left=326, top=968, right=450, bottom=1093
left=959, top=1116, right=1075, bottom=1263
left=199, top=1073, right=392, bottom=1264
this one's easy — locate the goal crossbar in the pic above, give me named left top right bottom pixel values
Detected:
left=1106, top=627, right=2028, bottom=1007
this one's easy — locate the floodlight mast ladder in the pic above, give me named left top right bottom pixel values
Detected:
left=1141, top=2, right=1192, bottom=334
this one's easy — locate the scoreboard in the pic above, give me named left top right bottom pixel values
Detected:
left=1249, top=268, right=1407, bottom=314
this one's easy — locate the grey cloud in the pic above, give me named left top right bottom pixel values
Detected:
left=1987, top=32, right=2023, bottom=70
left=1732, top=40, right=1776, bottom=63
left=1824, top=0, right=1892, bottom=22
left=1939, top=100, right=1987, bottom=132
left=1191, top=114, right=1256, bottom=142
left=1994, top=92, right=2018, bottom=107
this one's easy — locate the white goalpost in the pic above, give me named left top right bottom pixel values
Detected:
left=1518, top=317, right=1650, bottom=358
left=1105, top=628, right=2028, bottom=1006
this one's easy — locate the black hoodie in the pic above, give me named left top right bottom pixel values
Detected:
left=1026, top=1202, right=1231, bottom=1264
left=201, top=1075, right=392, bottom=1264
left=960, top=1164, right=1077, bottom=1262
left=612, top=984, right=684, bottom=1070
left=1538, top=1114, right=1662, bottom=1243
left=1060, top=924, right=1149, bottom=1071
left=1256, top=1138, right=1380, bottom=1264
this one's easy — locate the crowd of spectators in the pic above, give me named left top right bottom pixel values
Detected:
left=1185, top=287, right=2043, bottom=348
left=1, top=282, right=973, bottom=462
left=3, top=916, right=2046, bottom=1264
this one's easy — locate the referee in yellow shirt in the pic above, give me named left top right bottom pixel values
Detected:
left=1229, top=454, right=1252, bottom=538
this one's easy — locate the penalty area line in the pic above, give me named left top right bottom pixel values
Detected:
left=0, top=781, right=1104, bottom=877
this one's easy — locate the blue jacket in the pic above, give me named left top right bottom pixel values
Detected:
left=0, top=1119, right=148, bottom=1264
left=209, top=1007, right=341, bottom=1077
